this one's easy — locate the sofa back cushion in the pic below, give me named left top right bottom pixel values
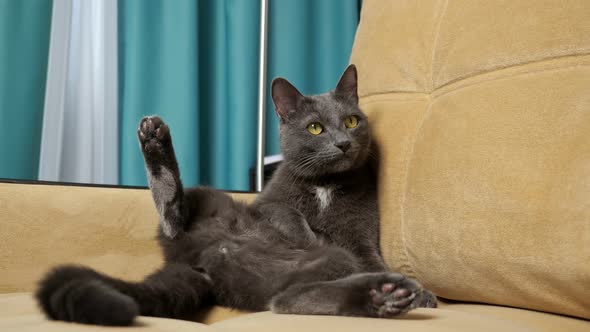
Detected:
left=351, top=0, right=590, bottom=319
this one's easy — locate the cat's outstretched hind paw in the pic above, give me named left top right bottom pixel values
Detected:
left=368, top=274, right=436, bottom=318
left=419, top=289, right=438, bottom=308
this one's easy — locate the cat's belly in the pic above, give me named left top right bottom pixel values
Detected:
left=160, top=213, right=363, bottom=309
left=188, top=225, right=321, bottom=307
left=177, top=217, right=307, bottom=271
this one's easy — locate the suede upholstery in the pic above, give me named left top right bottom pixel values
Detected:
left=2, top=292, right=590, bottom=332
left=0, top=182, right=251, bottom=324
left=0, top=0, right=589, bottom=330
left=351, top=0, right=590, bottom=320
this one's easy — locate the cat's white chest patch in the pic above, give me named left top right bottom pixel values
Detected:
left=314, top=186, right=334, bottom=212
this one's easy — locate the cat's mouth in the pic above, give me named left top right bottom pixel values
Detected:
left=324, top=148, right=361, bottom=171
left=291, top=147, right=364, bottom=177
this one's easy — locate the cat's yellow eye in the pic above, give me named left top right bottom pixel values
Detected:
left=307, top=122, right=323, bottom=135
left=344, top=115, right=359, bottom=129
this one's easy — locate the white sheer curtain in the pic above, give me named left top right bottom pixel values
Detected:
left=39, top=0, right=118, bottom=184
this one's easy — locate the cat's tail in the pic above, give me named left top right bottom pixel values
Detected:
left=35, top=263, right=213, bottom=326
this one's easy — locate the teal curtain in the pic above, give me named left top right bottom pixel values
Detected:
left=119, top=0, right=360, bottom=190
left=119, top=0, right=201, bottom=187
left=0, top=0, right=53, bottom=180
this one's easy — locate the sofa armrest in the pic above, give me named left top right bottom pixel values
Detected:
left=0, top=181, right=256, bottom=293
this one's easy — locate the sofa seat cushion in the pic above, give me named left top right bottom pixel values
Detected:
left=213, top=310, right=590, bottom=332
left=0, top=292, right=220, bottom=331
left=2, top=293, right=588, bottom=332
left=0, top=315, right=211, bottom=332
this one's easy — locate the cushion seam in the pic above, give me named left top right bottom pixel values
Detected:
left=429, top=0, right=449, bottom=91
left=433, top=61, right=590, bottom=99
left=360, top=95, right=429, bottom=107
left=395, top=97, right=436, bottom=279
left=359, top=52, right=590, bottom=99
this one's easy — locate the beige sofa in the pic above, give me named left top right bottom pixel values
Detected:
left=1, top=0, right=589, bottom=331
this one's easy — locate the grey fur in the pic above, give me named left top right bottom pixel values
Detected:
left=147, top=166, right=179, bottom=238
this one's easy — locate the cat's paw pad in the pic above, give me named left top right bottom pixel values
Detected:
left=369, top=277, right=424, bottom=317
left=419, top=290, right=438, bottom=308
left=138, top=116, right=170, bottom=153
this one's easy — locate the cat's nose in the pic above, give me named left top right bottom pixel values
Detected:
left=335, top=141, right=351, bottom=153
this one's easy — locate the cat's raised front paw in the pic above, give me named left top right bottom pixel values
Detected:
left=138, top=116, right=170, bottom=153
left=369, top=274, right=428, bottom=317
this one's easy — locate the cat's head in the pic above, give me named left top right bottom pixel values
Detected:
left=271, top=65, right=370, bottom=177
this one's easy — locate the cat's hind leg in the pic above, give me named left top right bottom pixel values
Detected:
left=270, top=272, right=432, bottom=318
left=36, top=263, right=212, bottom=325
left=138, top=116, right=185, bottom=238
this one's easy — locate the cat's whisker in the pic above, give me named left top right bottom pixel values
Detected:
left=294, top=153, right=331, bottom=174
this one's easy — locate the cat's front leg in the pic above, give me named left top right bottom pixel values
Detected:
left=138, top=116, right=185, bottom=239
left=257, top=202, right=317, bottom=246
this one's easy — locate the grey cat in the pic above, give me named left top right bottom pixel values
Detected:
left=36, top=65, right=436, bottom=326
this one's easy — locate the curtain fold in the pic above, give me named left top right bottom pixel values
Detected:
left=118, top=0, right=200, bottom=187
left=197, top=0, right=260, bottom=190
left=118, top=0, right=359, bottom=190
left=39, top=0, right=119, bottom=185
left=0, top=0, right=53, bottom=180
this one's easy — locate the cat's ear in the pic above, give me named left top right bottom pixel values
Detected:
left=271, top=78, right=304, bottom=120
left=335, top=64, right=358, bottom=105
